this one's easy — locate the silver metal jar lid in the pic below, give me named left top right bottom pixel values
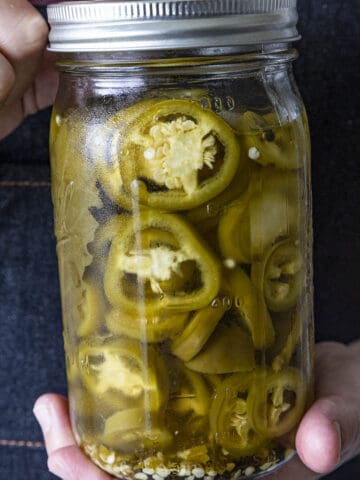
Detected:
left=47, top=0, right=300, bottom=52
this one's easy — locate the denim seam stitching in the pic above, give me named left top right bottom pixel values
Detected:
left=0, top=439, right=44, bottom=449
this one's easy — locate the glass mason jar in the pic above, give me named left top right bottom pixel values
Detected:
left=47, top=1, right=314, bottom=479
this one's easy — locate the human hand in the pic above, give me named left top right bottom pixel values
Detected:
left=33, top=394, right=113, bottom=480
left=265, top=340, right=360, bottom=479
left=0, top=0, right=58, bottom=140
left=33, top=341, right=360, bottom=480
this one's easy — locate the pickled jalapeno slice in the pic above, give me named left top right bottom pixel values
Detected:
left=210, top=373, right=268, bottom=457
left=185, top=322, right=256, bottom=374
left=167, top=363, right=211, bottom=438
left=272, top=311, right=302, bottom=372
left=120, top=99, right=241, bottom=210
left=169, top=363, right=211, bottom=417
left=106, top=308, right=188, bottom=343
left=249, top=190, right=297, bottom=259
left=77, top=280, right=104, bottom=337
left=252, top=240, right=304, bottom=312
left=218, top=196, right=251, bottom=264
left=78, top=337, right=168, bottom=412
left=185, top=154, right=251, bottom=226
left=237, top=111, right=301, bottom=170
left=88, top=99, right=157, bottom=208
left=171, top=302, right=228, bottom=362
left=165, top=367, right=210, bottom=442
left=224, top=268, right=275, bottom=349
left=218, top=168, right=299, bottom=262
left=248, top=368, right=306, bottom=438
left=69, top=385, right=135, bottom=424
left=102, top=408, right=172, bottom=452
left=104, top=210, right=221, bottom=314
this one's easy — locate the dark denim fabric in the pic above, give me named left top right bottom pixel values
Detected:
left=0, top=1, right=359, bottom=479
left=0, top=116, right=64, bottom=479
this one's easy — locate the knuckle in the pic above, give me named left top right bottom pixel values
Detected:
left=23, top=11, right=49, bottom=50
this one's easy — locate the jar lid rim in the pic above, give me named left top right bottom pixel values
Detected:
left=47, top=0, right=300, bottom=52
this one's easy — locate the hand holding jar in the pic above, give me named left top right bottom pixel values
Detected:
left=11, top=0, right=357, bottom=479
left=0, top=0, right=58, bottom=140
left=34, top=341, right=360, bottom=480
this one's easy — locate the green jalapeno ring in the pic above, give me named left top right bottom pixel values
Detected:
left=104, top=210, right=221, bottom=315
left=251, top=240, right=305, bottom=313
left=209, top=372, right=269, bottom=457
left=78, top=337, right=168, bottom=413
left=247, top=367, right=307, bottom=438
left=121, top=99, right=241, bottom=211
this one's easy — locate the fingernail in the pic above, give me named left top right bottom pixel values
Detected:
left=33, top=402, right=52, bottom=434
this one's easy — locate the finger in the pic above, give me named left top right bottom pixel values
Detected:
left=311, top=342, right=360, bottom=466
left=296, top=395, right=360, bottom=474
left=32, top=51, right=59, bottom=111
left=314, top=342, right=359, bottom=400
left=0, top=0, right=49, bottom=104
left=0, top=51, right=59, bottom=139
left=12, top=51, right=59, bottom=116
left=48, top=445, right=113, bottom=480
left=33, top=394, right=75, bottom=456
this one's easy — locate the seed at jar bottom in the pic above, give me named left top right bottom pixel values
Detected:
left=81, top=436, right=298, bottom=480
left=244, top=466, right=256, bottom=477
left=135, top=474, right=149, bottom=480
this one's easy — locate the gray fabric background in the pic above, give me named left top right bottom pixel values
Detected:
left=0, top=1, right=359, bottom=478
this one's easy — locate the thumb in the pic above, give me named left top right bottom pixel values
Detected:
left=296, top=395, right=360, bottom=474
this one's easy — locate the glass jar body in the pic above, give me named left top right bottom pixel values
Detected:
left=50, top=51, right=314, bottom=479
